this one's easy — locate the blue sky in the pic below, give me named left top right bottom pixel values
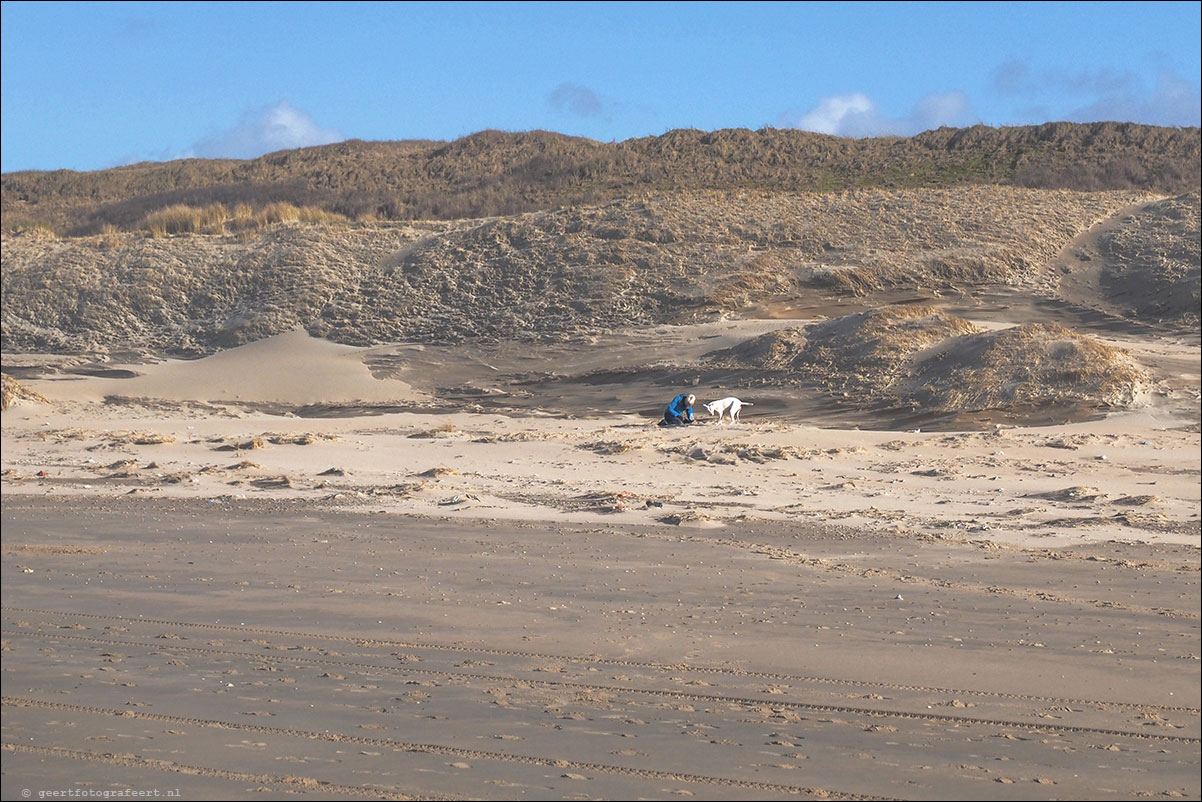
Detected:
left=2, top=1, right=1199, bottom=173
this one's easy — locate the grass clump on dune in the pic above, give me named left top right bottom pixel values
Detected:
left=142, top=202, right=347, bottom=237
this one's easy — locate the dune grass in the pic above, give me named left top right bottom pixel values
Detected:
left=142, top=202, right=348, bottom=237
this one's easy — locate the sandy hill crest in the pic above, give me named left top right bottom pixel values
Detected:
left=3, top=122, right=1198, bottom=235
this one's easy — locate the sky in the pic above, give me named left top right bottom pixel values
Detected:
left=2, top=0, right=1199, bottom=173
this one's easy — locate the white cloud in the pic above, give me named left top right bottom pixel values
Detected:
left=184, top=101, right=343, bottom=160
left=794, top=93, right=880, bottom=135
left=789, top=91, right=977, bottom=138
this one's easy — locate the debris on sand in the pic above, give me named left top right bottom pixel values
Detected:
left=1042, top=436, right=1082, bottom=450
left=409, top=423, right=459, bottom=439
left=580, top=440, right=640, bottom=455
left=572, top=491, right=632, bottom=513
left=418, top=466, right=459, bottom=478
left=54, top=430, right=180, bottom=447
left=131, top=432, right=177, bottom=445
left=212, top=432, right=331, bottom=451
left=371, top=482, right=426, bottom=497
left=251, top=476, right=294, bottom=489
left=267, top=432, right=328, bottom=445
left=730, top=444, right=797, bottom=463
left=439, top=493, right=480, bottom=506
left=1112, top=494, right=1159, bottom=506
left=659, top=510, right=714, bottom=526
left=661, top=440, right=796, bottom=464
left=1026, top=486, right=1104, bottom=503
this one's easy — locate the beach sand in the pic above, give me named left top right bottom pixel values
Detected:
left=2, top=322, right=1199, bottom=800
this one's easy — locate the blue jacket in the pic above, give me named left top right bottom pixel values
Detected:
left=666, top=394, right=694, bottom=421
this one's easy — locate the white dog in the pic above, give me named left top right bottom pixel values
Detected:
left=703, top=396, right=752, bottom=424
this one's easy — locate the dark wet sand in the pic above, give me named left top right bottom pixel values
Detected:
left=2, top=495, right=1198, bottom=800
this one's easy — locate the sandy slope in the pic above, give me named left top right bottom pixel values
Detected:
left=20, top=327, right=428, bottom=407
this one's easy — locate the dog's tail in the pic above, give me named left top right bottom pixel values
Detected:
left=743, top=402, right=754, bottom=406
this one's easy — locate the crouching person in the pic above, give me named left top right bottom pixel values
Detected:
left=660, top=393, right=696, bottom=426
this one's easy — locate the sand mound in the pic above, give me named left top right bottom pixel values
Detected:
left=708, top=305, right=980, bottom=383
left=1098, top=191, right=1200, bottom=325
left=14, top=329, right=427, bottom=407
left=906, top=322, right=1150, bottom=411
left=706, top=307, right=1149, bottom=416
left=793, top=306, right=982, bottom=377
left=709, top=326, right=810, bottom=371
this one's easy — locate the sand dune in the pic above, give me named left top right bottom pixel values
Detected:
left=24, top=327, right=427, bottom=406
